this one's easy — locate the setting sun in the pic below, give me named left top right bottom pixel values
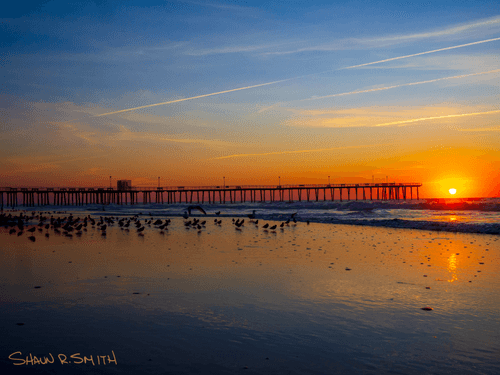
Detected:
left=449, top=188, right=457, bottom=195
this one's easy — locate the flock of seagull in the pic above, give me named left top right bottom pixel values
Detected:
left=1, top=205, right=309, bottom=241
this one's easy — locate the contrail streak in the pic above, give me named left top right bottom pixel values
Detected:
left=303, top=69, right=500, bottom=101
left=94, top=78, right=293, bottom=117
left=92, top=37, right=500, bottom=118
left=211, top=143, right=388, bottom=160
left=373, top=109, right=500, bottom=127
left=340, top=37, right=500, bottom=69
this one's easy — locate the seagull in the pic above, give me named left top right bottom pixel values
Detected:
left=182, top=211, right=189, bottom=219
left=262, top=223, right=269, bottom=229
left=215, top=211, right=221, bottom=216
left=269, top=225, right=277, bottom=230
left=247, top=210, right=256, bottom=219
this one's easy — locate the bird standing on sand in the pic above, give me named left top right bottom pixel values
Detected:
left=247, top=210, right=256, bottom=219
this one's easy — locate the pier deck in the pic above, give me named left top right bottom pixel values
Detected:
left=0, top=183, right=421, bottom=207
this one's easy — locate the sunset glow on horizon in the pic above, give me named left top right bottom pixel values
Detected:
left=1, top=1, right=500, bottom=198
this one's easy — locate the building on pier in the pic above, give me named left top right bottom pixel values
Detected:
left=117, top=180, right=132, bottom=190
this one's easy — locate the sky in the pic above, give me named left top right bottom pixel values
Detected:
left=1, top=0, right=500, bottom=198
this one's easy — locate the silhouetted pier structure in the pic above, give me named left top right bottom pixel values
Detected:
left=0, top=183, right=421, bottom=207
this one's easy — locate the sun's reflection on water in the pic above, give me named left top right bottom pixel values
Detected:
left=447, top=253, right=458, bottom=282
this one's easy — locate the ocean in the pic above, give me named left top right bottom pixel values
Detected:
left=7, top=197, right=500, bottom=235
left=1, top=199, right=499, bottom=374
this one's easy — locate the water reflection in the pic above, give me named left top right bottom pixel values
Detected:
left=1, top=221, right=499, bottom=374
left=447, top=253, right=458, bottom=282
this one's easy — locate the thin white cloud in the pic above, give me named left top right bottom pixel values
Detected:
left=341, top=37, right=500, bottom=69
left=371, top=15, right=500, bottom=42
left=93, top=78, right=293, bottom=117
left=373, top=109, right=500, bottom=127
left=211, top=143, right=391, bottom=160
left=303, top=69, right=500, bottom=101
left=263, top=15, right=500, bottom=56
left=87, top=38, right=500, bottom=120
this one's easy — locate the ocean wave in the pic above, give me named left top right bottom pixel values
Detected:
left=323, top=218, right=500, bottom=235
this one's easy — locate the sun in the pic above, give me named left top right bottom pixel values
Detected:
left=449, top=188, right=457, bottom=195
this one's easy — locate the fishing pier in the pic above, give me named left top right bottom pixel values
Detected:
left=1, top=183, right=421, bottom=207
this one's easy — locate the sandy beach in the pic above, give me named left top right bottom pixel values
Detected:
left=1, top=213, right=499, bottom=374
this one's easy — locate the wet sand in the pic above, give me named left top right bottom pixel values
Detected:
left=1, top=216, right=499, bottom=374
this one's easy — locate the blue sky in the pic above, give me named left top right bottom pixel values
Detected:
left=1, top=1, right=500, bottom=196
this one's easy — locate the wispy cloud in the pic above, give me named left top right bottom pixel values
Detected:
left=112, top=125, right=229, bottom=147
left=184, top=42, right=285, bottom=56
left=93, top=78, right=293, bottom=117
left=341, top=37, right=500, bottom=69
left=257, top=102, right=282, bottom=114
left=285, top=105, right=500, bottom=129
left=263, top=16, right=500, bottom=56
left=359, top=54, right=500, bottom=72
left=371, top=15, right=500, bottom=42
left=303, top=69, right=500, bottom=101
left=59, top=121, right=230, bottom=148
left=373, top=109, right=500, bottom=127
left=210, top=143, right=390, bottom=160
left=88, top=38, right=500, bottom=120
